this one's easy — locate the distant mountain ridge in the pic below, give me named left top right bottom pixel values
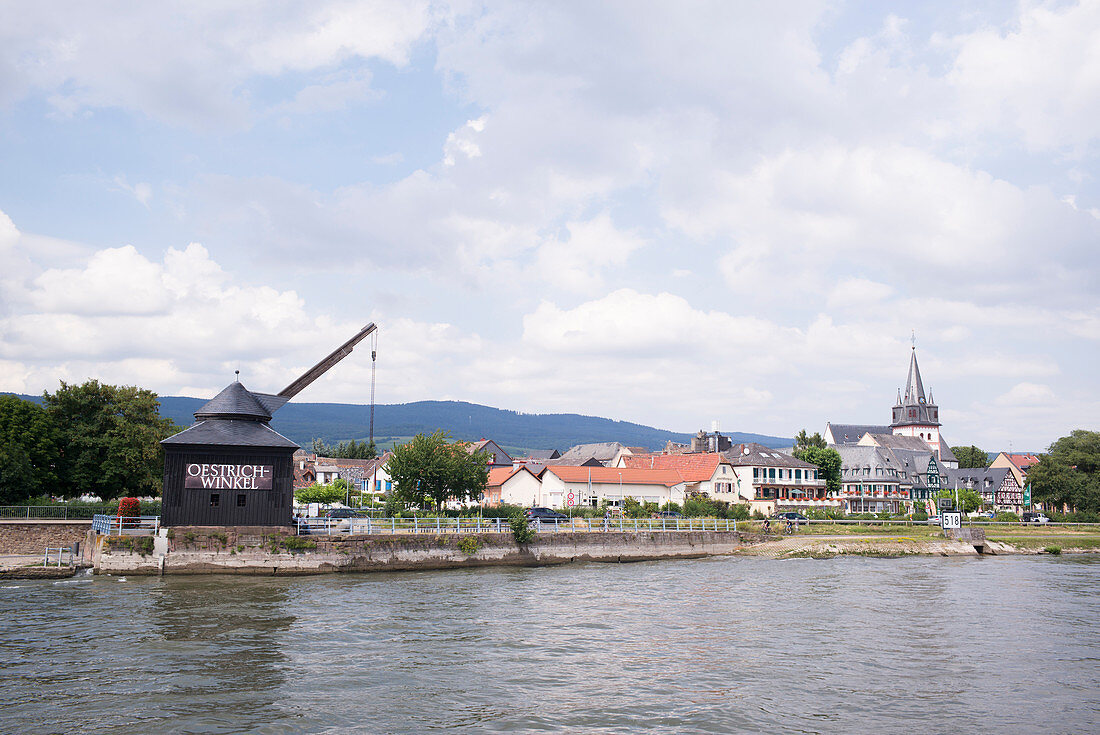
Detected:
left=7, top=393, right=793, bottom=452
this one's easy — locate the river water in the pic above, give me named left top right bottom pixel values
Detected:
left=1, top=555, right=1098, bottom=734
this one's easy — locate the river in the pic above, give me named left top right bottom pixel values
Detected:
left=1, top=555, right=1098, bottom=734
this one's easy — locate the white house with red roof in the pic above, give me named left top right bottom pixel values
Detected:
left=482, top=466, right=543, bottom=507
left=539, top=466, right=687, bottom=509
left=617, top=452, right=736, bottom=497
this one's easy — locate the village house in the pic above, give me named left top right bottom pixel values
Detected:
left=833, top=445, right=911, bottom=515
left=723, top=443, right=830, bottom=516
left=465, top=439, right=513, bottom=468
left=943, top=466, right=1023, bottom=514
left=855, top=433, right=944, bottom=503
left=539, top=466, right=687, bottom=509
left=482, top=466, right=543, bottom=507
left=990, top=452, right=1040, bottom=489
left=617, top=452, right=736, bottom=497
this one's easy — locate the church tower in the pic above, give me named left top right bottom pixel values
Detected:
left=890, top=346, right=943, bottom=456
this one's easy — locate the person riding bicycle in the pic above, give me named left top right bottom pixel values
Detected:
left=785, top=518, right=794, bottom=535
left=762, top=517, right=771, bottom=534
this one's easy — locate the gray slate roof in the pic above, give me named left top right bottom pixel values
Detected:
left=827, top=423, right=891, bottom=445
left=555, top=442, right=627, bottom=466
left=724, top=443, right=817, bottom=469
left=865, top=433, right=932, bottom=451
left=194, top=381, right=272, bottom=421
left=938, top=439, right=958, bottom=464
left=161, top=419, right=299, bottom=448
left=942, top=467, right=1011, bottom=487
left=836, top=444, right=939, bottom=488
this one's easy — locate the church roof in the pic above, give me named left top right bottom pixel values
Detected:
left=826, top=423, right=891, bottom=445
left=938, top=440, right=958, bottom=464
left=903, top=348, right=927, bottom=404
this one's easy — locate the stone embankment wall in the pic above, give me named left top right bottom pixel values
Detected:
left=0, top=521, right=91, bottom=554
left=93, top=526, right=749, bottom=575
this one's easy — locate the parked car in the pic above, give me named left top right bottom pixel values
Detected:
left=773, top=512, right=808, bottom=525
left=325, top=508, right=364, bottom=519
left=524, top=507, right=569, bottom=523
left=1021, top=511, right=1050, bottom=524
left=653, top=511, right=682, bottom=518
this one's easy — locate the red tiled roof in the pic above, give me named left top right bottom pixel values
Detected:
left=486, top=466, right=539, bottom=487
left=545, top=466, right=684, bottom=487
left=1007, top=453, right=1040, bottom=469
left=620, top=452, right=725, bottom=482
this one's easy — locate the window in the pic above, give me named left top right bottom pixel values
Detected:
left=795, top=469, right=801, bottom=480
left=210, top=493, right=220, bottom=507
left=237, top=494, right=246, bottom=507
left=385, top=480, right=392, bottom=491
left=769, top=468, right=776, bottom=480
left=753, top=468, right=759, bottom=479
left=375, top=480, right=382, bottom=492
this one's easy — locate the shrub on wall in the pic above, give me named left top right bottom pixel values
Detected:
left=117, top=497, right=140, bottom=527
left=510, top=513, right=534, bottom=544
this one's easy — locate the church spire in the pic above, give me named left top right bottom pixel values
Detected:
left=905, top=346, right=926, bottom=403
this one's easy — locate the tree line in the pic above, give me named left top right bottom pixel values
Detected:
left=0, top=381, right=178, bottom=504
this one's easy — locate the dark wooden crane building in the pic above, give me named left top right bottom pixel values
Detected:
left=160, top=323, right=376, bottom=527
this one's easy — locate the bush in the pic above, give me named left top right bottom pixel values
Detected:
left=912, top=511, right=929, bottom=521
left=729, top=503, right=750, bottom=521
left=510, top=513, right=534, bottom=544
left=994, top=512, right=1019, bottom=522
left=1044, top=546, right=1062, bottom=555
left=134, top=537, right=154, bottom=556
left=383, top=494, right=402, bottom=518
left=117, top=497, right=141, bottom=527
left=478, top=503, right=528, bottom=519
left=752, top=509, right=766, bottom=520
left=457, top=536, right=480, bottom=555
left=280, top=536, right=316, bottom=552
left=683, top=496, right=730, bottom=518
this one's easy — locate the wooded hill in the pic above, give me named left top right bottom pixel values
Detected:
left=10, top=393, right=792, bottom=454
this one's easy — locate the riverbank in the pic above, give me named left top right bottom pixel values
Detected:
left=84, top=525, right=1100, bottom=575
left=90, top=527, right=750, bottom=575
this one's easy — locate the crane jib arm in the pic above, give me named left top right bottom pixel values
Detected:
left=277, top=322, right=377, bottom=399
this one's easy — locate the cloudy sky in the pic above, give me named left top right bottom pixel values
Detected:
left=1, top=1, right=1098, bottom=450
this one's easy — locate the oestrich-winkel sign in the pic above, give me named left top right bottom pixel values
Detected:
left=184, top=464, right=273, bottom=490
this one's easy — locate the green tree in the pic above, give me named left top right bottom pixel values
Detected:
left=935, top=487, right=982, bottom=514
left=312, top=437, right=377, bottom=459
left=386, top=430, right=490, bottom=510
left=951, top=445, right=989, bottom=469
left=294, top=483, right=347, bottom=505
left=793, top=445, right=842, bottom=497
left=43, top=380, right=178, bottom=499
left=0, top=395, right=61, bottom=503
left=1029, top=430, right=1100, bottom=513
left=794, top=429, right=827, bottom=450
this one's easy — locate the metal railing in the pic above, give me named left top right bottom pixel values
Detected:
left=1, top=505, right=161, bottom=520
left=43, top=546, right=74, bottom=567
left=91, top=515, right=160, bottom=536
left=296, top=516, right=741, bottom=535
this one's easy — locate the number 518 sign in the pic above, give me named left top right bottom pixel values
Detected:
left=941, top=512, right=962, bottom=530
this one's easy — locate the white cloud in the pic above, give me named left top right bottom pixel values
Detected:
left=995, top=382, right=1057, bottom=407
left=0, top=1, right=431, bottom=128
left=532, top=214, right=647, bottom=293
left=947, top=1, right=1100, bottom=152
